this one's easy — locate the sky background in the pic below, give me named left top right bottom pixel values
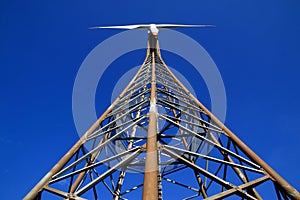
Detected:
left=0, top=0, right=300, bottom=199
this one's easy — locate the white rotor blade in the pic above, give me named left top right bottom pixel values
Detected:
left=89, top=24, right=150, bottom=30
left=155, top=24, right=215, bottom=29
left=89, top=23, right=215, bottom=31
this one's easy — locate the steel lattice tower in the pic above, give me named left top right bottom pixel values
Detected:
left=24, top=25, right=300, bottom=200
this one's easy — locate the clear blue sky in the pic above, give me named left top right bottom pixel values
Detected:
left=0, top=0, right=299, bottom=199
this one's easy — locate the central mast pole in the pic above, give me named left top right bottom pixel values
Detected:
left=142, top=32, right=159, bottom=200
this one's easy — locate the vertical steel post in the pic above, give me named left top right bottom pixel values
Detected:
left=142, top=35, right=159, bottom=200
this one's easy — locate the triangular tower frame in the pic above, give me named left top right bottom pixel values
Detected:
left=24, top=25, right=299, bottom=200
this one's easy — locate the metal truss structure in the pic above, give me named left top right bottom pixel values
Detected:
left=24, top=26, right=300, bottom=200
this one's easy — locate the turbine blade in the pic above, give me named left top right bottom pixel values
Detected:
left=155, top=24, right=215, bottom=29
left=89, top=24, right=215, bottom=31
left=89, top=24, right=150, bottom=30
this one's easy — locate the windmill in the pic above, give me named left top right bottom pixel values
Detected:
left=24, top=24, right=299, bottom=200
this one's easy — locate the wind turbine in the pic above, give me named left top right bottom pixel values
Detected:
left=89, top=23, right=215, bottom=35
left=89, top=23, right=215, bottom=50
left=23, top=21, right=300, bottom=200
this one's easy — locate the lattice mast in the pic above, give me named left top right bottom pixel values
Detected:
left=24, top=24, right=299, bottom=200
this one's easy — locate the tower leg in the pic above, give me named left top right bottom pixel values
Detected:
left=142, top=51, right=159, bottom=200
